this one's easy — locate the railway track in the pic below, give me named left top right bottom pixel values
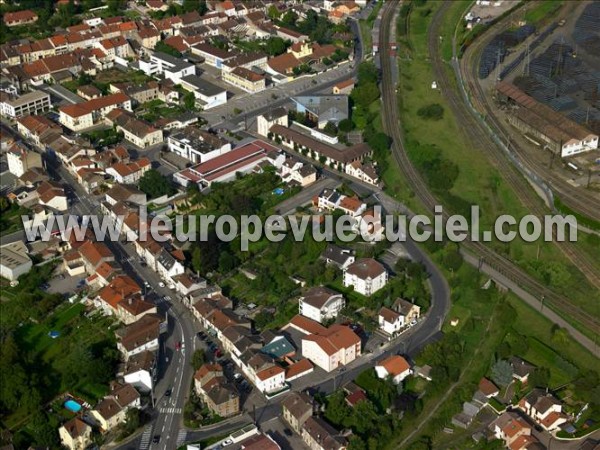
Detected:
left=427, top=3, right=600, bottom=288
left=378, top=2, right=600, bottom=337
left=460, top=4, right=600, bottom=225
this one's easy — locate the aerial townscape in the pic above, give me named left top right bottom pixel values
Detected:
left=0, top=0, right=599, bottom=450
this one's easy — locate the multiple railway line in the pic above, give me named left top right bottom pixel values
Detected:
left=378, top=1, right=600, bottom=340
left=460, top=3, right=600, bottom=224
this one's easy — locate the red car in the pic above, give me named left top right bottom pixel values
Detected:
left=176, top=341, right=182, bottom=351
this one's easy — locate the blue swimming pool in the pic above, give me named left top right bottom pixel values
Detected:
left=64, top=399, right=82, bottom=413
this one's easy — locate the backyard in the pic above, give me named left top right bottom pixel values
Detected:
left=0, top=266, right=119, bottom=446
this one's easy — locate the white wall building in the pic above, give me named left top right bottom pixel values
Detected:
left=7, top=145, right=42, bottom=177
left=298, top=287, right=345, bottom=324
left=343, top=258, right=388, bottom=296
left=138, top=51, right=196, bottom=83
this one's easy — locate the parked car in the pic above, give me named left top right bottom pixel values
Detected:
left=165, top=389, right=171, bottom=397
left=153, top=435, right=160, bottom=444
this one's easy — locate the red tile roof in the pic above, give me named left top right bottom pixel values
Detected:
left=377, top=355, right=410, bottom=377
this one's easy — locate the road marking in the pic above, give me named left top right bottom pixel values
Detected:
left=159, top=407, right=183, bottom=414
left=139, top=424, right=153, bottom=449
left=176, top=430, right=187, bottom=447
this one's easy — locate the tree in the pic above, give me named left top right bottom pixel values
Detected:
left=338, top=118, right=353, bottom=133
left=417, top=103, right=444, bottom=121
left=267, top=5, right=281, bottom=20
left=281, top=10, right=298, bottom=27
left=443, top=246, right=463, bottom=272
left=183, top=91, right=196, bottom=110
left=529, top=367, right=550, bottom=389
left=351, top=82, right=380, bottom=108
left=264, top=37, right=287, bottom=56
left=139, top=169, right=176, bottom=199
left=491, top=359, right=514, bottom=387
left=357, top=61, right=379, bottom=84
left=191, top=349, right=206, bottom=370
left=191, top=246, right=203, bottom=274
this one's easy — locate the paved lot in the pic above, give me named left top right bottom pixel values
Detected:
left=260, top=418, right=308, bottom=450
left=47, top=272, right=87, bottom=295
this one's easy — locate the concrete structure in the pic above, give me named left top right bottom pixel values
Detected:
left=167, top=127, right=232, bottom=163
left=292, top=95, right=349, bottom=129
left=222, top=66, right=266, bottom=93
left=270, top=124, right=371, bottom=170
left=173, top=139, right=278, bottom=189
left=59, top=93, right=132, bottom=132
left=497, top=82, right=599, bottom=157
left=106, top=109, right=163, bottom=148
left=0, top=241, right=33, bottom=281
left=180, top=75, right=227, bottom=110
left=0, top=90, right=51, bottom=118
left=7, top=144, right=42, bottom=177
left=282, top=392, right=313, bottom=434
left=138, top=51, right=196, bottom=83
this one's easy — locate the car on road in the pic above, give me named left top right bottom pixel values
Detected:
left=158, top=282, right=165, bottom=287
left=176, top=341, right=182, bottom=351
left=165, top=388, right=171, bottom=397
left=152, top=435, right=160, bottom=444
left=284, top=429, right=292, bottom=437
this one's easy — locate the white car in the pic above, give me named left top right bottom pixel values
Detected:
left=158, top=282, right=165, bottom=288
left=410, top=319, right=418, bottom=326
left=168, top=284, right=175, bottom=290
left=222, top=439, right=233, bottom=447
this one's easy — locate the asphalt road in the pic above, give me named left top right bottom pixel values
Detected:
left=41, top=157, right=196, bottom=450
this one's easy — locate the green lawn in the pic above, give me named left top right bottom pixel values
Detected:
left=523, top=1, right=563, bottom=27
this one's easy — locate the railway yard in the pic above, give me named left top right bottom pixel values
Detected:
left=380, top=0, right=600, bottom=347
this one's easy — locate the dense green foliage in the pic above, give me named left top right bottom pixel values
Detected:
left=0, top=266, right=118, bottom=448
left=139, top=169, right=176, bottom=199
left=416, top=103, right=444, bottom=121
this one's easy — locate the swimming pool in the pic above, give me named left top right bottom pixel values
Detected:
left=64, top=399, right=82, bottom=413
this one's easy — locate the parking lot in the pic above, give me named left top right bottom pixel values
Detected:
left=45, top=272, right=87, bottom=296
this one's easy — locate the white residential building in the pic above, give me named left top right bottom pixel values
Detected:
left=299, top=287, right=345, bottom=324
left=167, top=127, right=231, bottom=163
left=343, top=258, right=387, bottom=296
left=7, top=144, right=42, bottom=177
left=255, top=366, right=286, bottom=394
left=179, top=75, right=227, bottom=110
left=257, top=107, right=289, bottom=138
left=378, top=307, right=403, bottom=336
left=375, top=355, right=411, bottom=384
left=137, top=51, right=196, bottom=83
left=301, top=325, right=361, bottom=372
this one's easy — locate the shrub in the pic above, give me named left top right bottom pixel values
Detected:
left=417, top=103, right=444, bottom=121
